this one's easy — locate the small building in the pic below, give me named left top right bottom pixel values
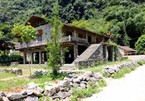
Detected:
left=118, top=46, right=136, bottom=56
left=15, top=16, right=122, bottom=66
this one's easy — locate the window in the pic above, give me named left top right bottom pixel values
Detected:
left=78, top=33, right=83, bottom=38
left=88, top=36, right=92, bottom=43
left=37, top=29, right=43, bottom=41
left=65, top=31, right=72, bottom=36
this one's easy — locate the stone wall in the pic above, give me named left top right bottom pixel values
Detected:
left=0, top=71, right=104, bottom=101
left=0, top=68, right=22, bottom=75
left=104, top=59, right=145, bottom=77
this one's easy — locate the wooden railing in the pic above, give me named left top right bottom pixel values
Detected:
left=16, top=40, right=47, bottom=49
left=16, top=36, right=89, bottom=49
left=61, top=36, right=88, bottom=44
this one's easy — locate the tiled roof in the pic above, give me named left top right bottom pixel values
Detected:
left=119, top=46, right=136, bottom=52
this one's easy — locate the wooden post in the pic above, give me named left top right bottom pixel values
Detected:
left=31, top=52, right=33, bottom=64
left=39, top=51, right=42, bottom=64
left=74, top=44, right=78, bottom=59
left=23, top=52, right=26, bottom=64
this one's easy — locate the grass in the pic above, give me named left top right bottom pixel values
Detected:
left=0, top=72, right=16, bottom=79
left=113, top=66, right=137, bottom=79
left=0, top=74, right=66, bottom=91
left=70, top=80, right=107, bottom=101
left=0, top=64, right=66, bottom=91
left=0, top=79, right=29, bottom=91
left=81, top=59, right=131, bottom=73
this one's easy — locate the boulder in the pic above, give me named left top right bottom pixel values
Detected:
left=72, top=83, right=79, bottom=88
left=25, top=96, right=38, bottom=101
left=80, top=83, right=86, bottom=89
left=27, top=82, right=38, bottom=90
left=93, top=72, right=103, bottom=80
left=33, top=70, right=48, bottom=76
left=84, top=71, right=94, bottom=77
left=60, top=87, right=70, bottom=92
left=2, top=97, right=10, bottom=101
left=59, top=80, right=70, bottom=87
left=21, top=90, right=33, bottom=96
left=44, top=86, right=56, bottom=96
left=57, top=91, right=71, bottom=99
left=89, top=77, right=97, bottom=82
left=73, top=78, right=81, bottom=83
left=7, top=93, right=26, bottom=101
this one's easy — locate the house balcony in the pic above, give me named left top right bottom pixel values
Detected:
left=15, top=41, right=47, bottom=50
left=16, top=36, right=89, bottom=50
left=61, top=36, right=88, bottom=44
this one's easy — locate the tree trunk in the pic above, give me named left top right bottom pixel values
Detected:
left=26, top=43, right=32, bottom=76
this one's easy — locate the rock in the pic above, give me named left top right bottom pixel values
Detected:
left=84, top=71, right=93, bottom=77
left=33, top=70, right=48, bottom=76
left=57, top=91, right=71, bottom=99
left=90, top=77, right=97, bottom=82
left=81, top=81, right=88, bottom=85
left=2, top=97, right=10, bottom=101
left=59, top=80, right=70, bottom=87
left=93, top=72, right=103, bottom=80
left=63, top=97, right=70, bottom=101
left=73, top=78, right=80, bottom=83
left=60, top=87, right=70, bottom=92
left=44, top=86, right=56, bottom=96
left=27, top=82, right=38, bottom=90
left=77, top=75, right=85, bottom=81
left=33, top=90, right=43, bottom=97
left=10, top=68, right=22, bottom=75
left=21, top=90, right=33, bottom=96
left=72, top=83, right=79, bottom=88
left=4, top=68, right=22, bottom=75
left=0, top=96, right=2, bottom=101
left=67, top=73, right=77, bottom=79
left=80, top=83, right=86, bottom=89
left=0, top=92, right=6, bottom=100
left=25, top=96, right=38, bottom=101
left=7, top=93, right=26, bottom=101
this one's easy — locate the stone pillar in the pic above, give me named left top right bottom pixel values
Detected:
left=112, top=47, right=114, bottom=61
left=39, top=51, right=42, bottom=64
left=30, top=51, right=33, bottom=64
left=32, top=53, right=33, bottom=64
left=105, top=46, right=108, bottom=61
left=23, top=52, right=26, bottom=64
left=86, top=33, right=88, bottom=42
left=60, top=47, right=64, bottom=64
left=74, top=44, right=78, bottom=59
left=74, top=30, right=77, bottom=38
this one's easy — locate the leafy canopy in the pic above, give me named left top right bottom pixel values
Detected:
left=12, top=24, right=37, bottom=43
left=45, top=0, right=63, bottom=77
left=135, top=35, right=145, bottom=53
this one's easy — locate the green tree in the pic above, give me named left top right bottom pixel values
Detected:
left=0, top=23, right=13, bottom=55
left=45, top=0, right=63, bottom=77
left=12, top=24, right=37, bottom=75
left=135, top=35, right=145, bottom=53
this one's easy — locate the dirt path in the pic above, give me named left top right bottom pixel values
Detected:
left=83, top=64, right=145, bottom=101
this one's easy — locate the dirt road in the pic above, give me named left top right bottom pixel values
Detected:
left=83, top=65, right=145, bottom=101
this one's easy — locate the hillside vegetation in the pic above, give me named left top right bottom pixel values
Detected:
left=1, top=0, right=145, bottom=47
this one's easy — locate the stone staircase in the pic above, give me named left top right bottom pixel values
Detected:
left=73, top=44, right=101, bottom=62
left=60, top=64, right=77, bottom=70
left=61, top=44, right=102, bottom=70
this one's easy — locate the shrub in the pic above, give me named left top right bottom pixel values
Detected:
left=0, top=54, right=23, bottom=66
left=72, top=82, right=100, bottom=98
left=0, top=55, right=11, bottom=66
left=10, top=54, right=23, bottom=63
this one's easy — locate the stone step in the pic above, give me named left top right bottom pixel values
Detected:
left=74, top=44, right=101, bottom=62
left=60, top=64, right=77, bottom=70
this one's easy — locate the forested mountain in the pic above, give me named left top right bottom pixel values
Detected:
left=1, top=0, right=145, bottom=47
